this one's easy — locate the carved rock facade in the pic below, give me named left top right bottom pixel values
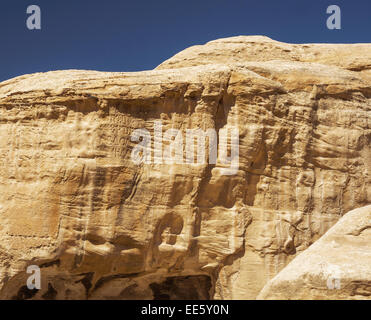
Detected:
left=0, top=36, right=369, bottom=299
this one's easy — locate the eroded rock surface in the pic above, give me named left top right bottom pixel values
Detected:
left=257, top=205, right=371, bottom=300
left=0, top=36, right=370, bottom=299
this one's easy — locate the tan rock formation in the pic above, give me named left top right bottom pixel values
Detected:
left=0, top=36, right=369, bottom=299
left=257, top=205, right=371, bottom=300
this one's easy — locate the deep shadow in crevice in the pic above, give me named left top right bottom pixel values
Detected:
left=42, top=283, right=58, bottom=300
left=11, top=285, right=39, bottom=300
left=149, top=275, right=212, bottom=300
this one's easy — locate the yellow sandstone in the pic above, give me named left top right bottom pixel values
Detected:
left=0, top=36, right=369, bottom=299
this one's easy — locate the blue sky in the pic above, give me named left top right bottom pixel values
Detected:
left=0, top=0, right=370, bottom=82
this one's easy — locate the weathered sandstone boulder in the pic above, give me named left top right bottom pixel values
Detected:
left=257, top=205, right=371, bottom=300
left=0, top=36, right=369, bottom=299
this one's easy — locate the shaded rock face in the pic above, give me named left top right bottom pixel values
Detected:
left=257, top=205, right=371, bottom=300
left=0, top=36, right=369, bottom=300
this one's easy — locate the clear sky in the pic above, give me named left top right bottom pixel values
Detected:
left=0, top=0, right=370, bottom=82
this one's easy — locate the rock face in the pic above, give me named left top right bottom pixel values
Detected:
left=0, top=36, right=369, bottom=300
left=257, top=205, right=371, bottom=300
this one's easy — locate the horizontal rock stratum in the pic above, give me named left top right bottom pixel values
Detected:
left=0, top=36, right=370, bottom=300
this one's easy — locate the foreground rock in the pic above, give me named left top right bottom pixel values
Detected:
left=0, top=36, right=369, bottom=299
left=258, top=205, right=371, bottom=300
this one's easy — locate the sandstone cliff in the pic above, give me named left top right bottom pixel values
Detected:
left=0, top=36, right=369, bottom=299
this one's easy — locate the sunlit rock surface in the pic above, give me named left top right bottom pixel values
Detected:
left=257, top=205, right=371, bottom=300
left=0, top=36, right=370, bottom=299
